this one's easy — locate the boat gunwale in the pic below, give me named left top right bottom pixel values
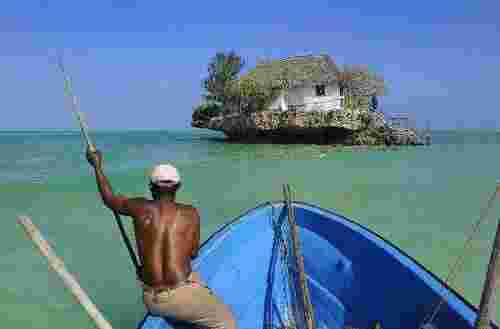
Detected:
left=138, top=200, right=497, bottom=329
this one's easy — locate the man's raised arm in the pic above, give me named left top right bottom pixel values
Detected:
left=86, top=149, right=140, bottom=216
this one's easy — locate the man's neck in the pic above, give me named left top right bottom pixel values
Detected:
left=157, top=194, right=175, bottom=202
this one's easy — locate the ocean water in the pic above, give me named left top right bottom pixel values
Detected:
left=1, top=129, right=500, bottom=328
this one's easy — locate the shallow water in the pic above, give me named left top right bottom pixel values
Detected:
left=1, top=129, right=499, bottom=328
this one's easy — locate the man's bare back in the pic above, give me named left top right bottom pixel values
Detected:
left=132, top=200, right=200, bottom=288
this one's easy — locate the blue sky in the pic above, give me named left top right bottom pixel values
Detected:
left=1, top=1, right=499, bottom=130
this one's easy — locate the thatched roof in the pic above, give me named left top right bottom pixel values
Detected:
left=242, top=54, right=339, bottom=89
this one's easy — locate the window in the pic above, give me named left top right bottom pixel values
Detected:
left=315, top=85, right=326, bottom=97
left=339, top=86, right=345, bottom=97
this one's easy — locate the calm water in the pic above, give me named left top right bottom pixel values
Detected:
left=1, top=129, right=500, bottom=328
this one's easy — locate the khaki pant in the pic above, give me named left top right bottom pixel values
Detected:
left=142, top=272, right=236, bottom=329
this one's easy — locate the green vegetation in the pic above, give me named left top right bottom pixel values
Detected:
left=193, top=51, right=244, bottom=119
left=202, top=51, right=245, bottom=107
left=336, top=64, right=387, bottom=113
left=193, top=51, right=277, bottom=119
left=233, top=75, right=277, bottom=114
left=191, top=100, right=224, bottom=123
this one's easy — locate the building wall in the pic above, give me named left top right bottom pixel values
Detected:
left=268, top=92, right=284, bottom=111
left=268, top=82, right=343, bottom=112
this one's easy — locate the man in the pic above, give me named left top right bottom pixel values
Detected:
left=86, top=149, right=236, bottom=329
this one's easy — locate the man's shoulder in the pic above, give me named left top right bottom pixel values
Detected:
left=125, top=197, right=155, bottom=211
left=175, top=202, right=196, bottom=209
left=176, top=203, right=199, bottom=217
left=128, top=197, right=152, bottom=205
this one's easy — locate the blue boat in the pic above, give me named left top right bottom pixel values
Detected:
left=138, top=201, right=499, bottom=329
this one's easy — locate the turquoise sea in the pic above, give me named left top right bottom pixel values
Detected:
left=1, top=129, right=500, bottom=328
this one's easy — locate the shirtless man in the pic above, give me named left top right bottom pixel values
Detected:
left=86, top=149, right=236, bottom=329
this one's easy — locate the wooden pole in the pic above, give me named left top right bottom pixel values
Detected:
left=17, top=216, right=114, bottom=329
left=57, top=54, right=95, bottom=152
left=57, top=55, right=141, bottom=275
left=475, top=219, right=500, bottom=329
left=283, top=184, right=316, bottom=329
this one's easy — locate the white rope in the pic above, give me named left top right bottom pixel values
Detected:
left=420, top=184, right=500, bottom=328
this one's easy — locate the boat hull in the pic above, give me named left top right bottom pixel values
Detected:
left=138, top=202, right=498, bottom=329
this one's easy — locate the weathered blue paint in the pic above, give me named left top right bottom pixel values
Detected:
left=138, top=202, right=498, bottom=329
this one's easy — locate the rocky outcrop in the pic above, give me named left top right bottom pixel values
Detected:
left=365, top=111, right=387, bottom=130
left=192, top=109, right=423, bottom=145
left=385, top=128, right=422, bottom=145
left=193, top=109, right=366, bottom=138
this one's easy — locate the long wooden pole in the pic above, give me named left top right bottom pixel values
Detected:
left=17, top=216, right=114, bottom=329
left=57, top=54, right=95, bottom=153
left=283, top=184, right=315, bottom=329
left=475, top=218, right=500, bottom=329
left=56, top=54, right=141, bottom=275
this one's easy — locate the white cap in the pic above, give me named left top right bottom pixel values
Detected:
left=150, top=164, right=181, bottom=186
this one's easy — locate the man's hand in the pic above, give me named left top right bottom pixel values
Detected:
left=86, top=148, right=103, bottom=170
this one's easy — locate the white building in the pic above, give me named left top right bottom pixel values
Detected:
left=244, top=55, right=344, bottom=112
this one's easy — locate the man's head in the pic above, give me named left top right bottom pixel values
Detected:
left=149, top=164, right=182, bottom=200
